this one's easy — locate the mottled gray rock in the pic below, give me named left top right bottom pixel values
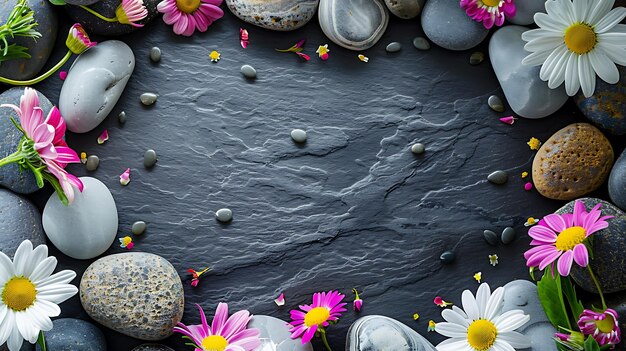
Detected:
left=42, top=177, right=118, bottom=260
left=489, top=26, right=568, bottom=119
left=439, top=251, right=455, bottom=264
left=609, top=150, right=626, bottom=211
left=0, top=0, right=57, bottom=81
left=65, top=0, right=160, bottom=35
left=216, top=208, right=233, bottom=223
left=470, top=52, right=484, bottom=65
left=384, top=0, right=424, bottom=19
left=386, top=42, right=402, bottom=53
left=80, top=253, right=184, bottom=340
left=132, top=345, right=175, bottom=351
left=241, top=65, right=257, bottom=79
left=488, top=95, right=505, bottom=112
left=144, top=149, right=157, bottom=167
left=483, top=230, right=498, bottom=246
left=35, top=318, right=106, bottom=351
left=487, top=170, right=508, bottom=185
left=319, top=0, right=389, bottom=51
left=140, top=93, right=158, bottom=106
left=59, top=40, right=135, bottom=133
left=225, top=0, right=319, bottom=31
left=131, top=220, right=146, bottom=235
left=291, top=129, right=307, bottom=143
left=86, top=155, right=100, bottom=171
left=149, top=47, right=161, bottom=63
left=421, top=0, right=488, bottom=51
left=508, top=0, right=546, bottom=25
left=411, top=143, right=425, bottom=154
left=0, top=190, right=45, bottom=258
left=501, top=226, right=515, bottom=244
left=0, top=88, right=52, bottom=193
left=346, top=315, right=436, bottom=351
left=575, top=65, right=626, bottom=135
left=0, top=342, right=32, bottom=351
left=412, top=37, right=430, bottom=50
left=249, top=315, right=313, bottom=351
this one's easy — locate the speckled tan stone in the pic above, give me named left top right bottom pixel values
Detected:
left=80, top=253, right=184, bottom=341
left=225, top=0, right=319, bottom=31
left=532, top=123, right=614, bottom=200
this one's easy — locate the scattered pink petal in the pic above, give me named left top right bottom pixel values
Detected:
left=296, top=52, right=310, bottom=61
left=274, top=293, right=285, bottom=306
left=97, top=130, right=109, bottom=144
left=126, top=242, right=135, bottom=250
left=240, top=28, right=249, bottom=49
left=59, top=71, right=67, bottom=81
left=499, top=116, right=517, bottom=125
left=120, top=168, right=131, bottom=186
left=524, top=182, right=533, bottom=191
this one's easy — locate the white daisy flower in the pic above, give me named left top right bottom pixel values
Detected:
left=522, top=0, right=626, bottom=97
left=0, top=240, right=78, bottom=351
left=435, top=283, right=531, bottom=351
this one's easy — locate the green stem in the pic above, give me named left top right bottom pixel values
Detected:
left=587, top=265, right=607, bottom=310
left=0, top=50, right=71, bottom=85
left=319, top=328, right=333, bottom=351
left=36, top=331, right=46, bottom=351
left=555, top=274, right=572, bottom=330
left=78, top=5, right=118, bottom=22
left=0, top=150, right=23, bottom=167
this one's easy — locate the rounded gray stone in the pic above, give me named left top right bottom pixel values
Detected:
left=216, top=208, right=233, bottom=223
left=483, top=230, right=498, bottom=246
left=225, top=0, right=319, bottom=31
left=384, top=0, right=424, bottom=19
left=501, top=226, right=516, bottom=244
left=241, top=65, right=257, bottom=79
left=0, top=190, right=45, bottom=258
left=144, top=149, right=158, bottom=168
left=132, top=221, right=147, bottom=235
left=487, top=170, right=508, bottom=185
left=421, top=0, right=488, bottom=51
left=149, top=47, right=161, bottom=63
left=118, top=111, right=127, bottom=123
left=132, top=345, right=175, bottom=351
left=470, top=52, right=484, bottom=65
left=290, top=129, right=307, bottom=143
left=140, top=93, right=158, bottom=106
left=385, top=42, right=402, bottom=53
left=65, top=0, right=160, bottom=35
left=86, top=155, right=100, bottom=171
left=488, top=95, right=505, bottom=112
left=347, top=315, right=436, bottom=351
left=35, top=318, right=106, bottom=351
left=609, top=150, right=626, bottom=211
left=508, top=0, right=545, bottom=25
left=440, top=251, right=455, bottom=264
left=411, top=143, right=425, bottom=154
left=412, top=37, right=430, bottom=50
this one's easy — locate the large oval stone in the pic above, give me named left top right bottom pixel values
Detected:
left=42, top=177, right=118, bottom=260
left=575, top=65, right=626, bottom=135
left=318, top=0, right=389, bottom=51
left=0, top=88, right=52, bottom=194
left=384, top=0, right=424, bottom=19
left=0, top=190, right=45, bottom=258
left=346, top=315, right=436, bottom=351
left=508, top=0, right=545, bottom=25
left=556, top=198, right=626, bottom=294
left=35, top=319, right=106, bottom=351
left=489, top=26, right=568, bottom=119
left=421, top=0, right=488, bottom=51
left=609, top=150, right=626, bottom=211
left=225, top=0, right=319, bottom=31
left=532, top=123, right=613, bottom=201
left=59, top=40, right=135, bottom=133
left=249, top=315, right=313, bottom=351
left=0, top=0, right=57, bottom=81
left=80, top=253, right=184, bottom=340
left=65, top=0, right=160, bottom=35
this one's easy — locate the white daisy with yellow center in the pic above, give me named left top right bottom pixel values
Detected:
left=435, top=283, right=530, bottom=351
left=0, top=240, right=78, bottom=351
left=522, top=0, right=626, bottom=97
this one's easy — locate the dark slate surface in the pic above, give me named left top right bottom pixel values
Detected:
left=2, top=6, right=625, bottom=351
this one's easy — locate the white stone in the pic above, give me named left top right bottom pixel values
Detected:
left=42, top=177, right=118, bottom=260
left=346, top=315, right=436, bottom=351
left=248, top=315, right=313, bottom=351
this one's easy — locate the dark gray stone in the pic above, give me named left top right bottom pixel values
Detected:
left=469, top=52, right=484, bottom=65
left=421, top=0, right=488, bottom=51
left=35, top=318, right=106, bottom=351
left=609, top=150, right=626, bottom=211
left=347, top=315, right=436, bottom=351
left=412, top=37, right=430, bottom=50
left=0, top=342, right=33, bottom=351
left=132, top=344, right=175, bottom=351
left=144, top=149, right=157, bottom=167
left=501, top=226, right=516, bottom=244
left=241, top=65, right=257, bottom=79
left=131, top=220, right=146, bottom=235
left=149, top=47, right=161, bottom=63
left=508, top=0, right=546, bottom=26
left=0, top=189, right=45, bottom=258
left=487, top=170, right=508, bottom=185
left=488, top=95, right=505, bottom=112
left=0, top=88, right=52, bottom=194
left=65, top=0, right=101, bottom=6
left=575, top=65, right=626, bottom=135
left=86, top=155, right=100, bottom=171
left=0, top=0, right=57, bottom=81
left=65, top=0, right=160, bottom=36
left=439, top=250, right=455, bottom=264
left=483, top=229, right=498, bottom=246
left=118, top=111, right=126, bottom=123
left=385, top=0, right=424, bottom=19
left=385, top=42, right=402, bottom=53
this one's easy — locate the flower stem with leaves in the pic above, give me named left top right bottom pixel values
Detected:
left=0, top=0, right=41, bottom=64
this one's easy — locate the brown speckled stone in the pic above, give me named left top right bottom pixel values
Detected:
left=225, top=0, right=319, bottom=31
left=80, top=253, right=184, bottom=341
left=532, top=123, right=614, bottom=200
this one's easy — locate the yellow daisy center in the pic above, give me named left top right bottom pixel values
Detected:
left=555, top=226, right=586, bottom=251
left=467, top=319, right=497, bottom=351
left=304, top=307, right=330, bottom=327
left=596, top=314, right=616, bottom=334
left=481, top=0, right=501, bottom=7
left=564, top=23, right=597, bottom=55
left=176, top=0, right=201, bottom=14
left=201, top=335, right=228, bottom=351
left=2, top=277, right=37, bottom=311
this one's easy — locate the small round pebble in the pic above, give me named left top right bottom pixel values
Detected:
left=85, top=155, right=99, bottom=171
left=411, top=143, right=425, bottom=154
left=290, top=129, right=307, bottom=143
left=488, top=95, right=505, bottom=112
left=149, top=47, right=161, bottom=63
left=131, top=221, right=147, bottom=235
left=470, top=52, right=484, bottom=65
left=440, top=251, right=456, bottom=264
left=118, top=111, right=126, bottom=124
left=483, top=230, right=498, bottom=246
left=501, top=227, right=516, bottom=244
left=241, top=65, right=257, bottom=79
left=386, top=42, right=402, bottom=53
left=487, top=170, right=508, bottom=185
left=412, top=37, right=430, bottom=50
left=216, top=208, right=233, bottom=223
left=140, top=93, right=158, bottom=106
left=144, top=149, right=158, bottom=168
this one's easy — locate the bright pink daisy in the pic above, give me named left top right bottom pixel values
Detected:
left=116, top=0, right=148, bottom=27
left=288, top=290, right=347, bottom=344
left=524, top=201, right=612, bottom=276
left=173, top=303, right=260, bottom=351
left=460, top=0, right=516, bottom=29
left=157, top=0, right=224, bottom=37
left=578, top=309, right=621, bottom=346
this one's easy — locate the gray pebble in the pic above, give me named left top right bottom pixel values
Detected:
left=144, top=149, right=157, bottom=168
left=487, top=170, right=508, bottom=185
left=385, top=42, right=402, bottom=53
left=241, top=65, right=257, bottom=79
left=483, top=230, right=498, bottom=246
left=118, top=111, right=126, bottom=124
left=140, top=93, right=158, bottom=106
left=290, top=129, right=307, bottom=143
left=411, top=143, right=425, bottom=154
left=470, top=52, right=484, bottom=65
left=440, top=251, right=455, bottom=264
left=149, top=47, right=161, bottom=63
left=131, top=221, right=146, bottom=235
left=501, top=227, right=516, bottom=244
left=488, top=95, right=505, bottom=112
left=412, top=37, right=430, bottom=50
left=86, top=155, right=100, bottom=171
left=216, top=208, right=233, bottom=223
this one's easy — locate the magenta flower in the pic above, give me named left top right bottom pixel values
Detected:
left=460, top=0, right=516, bottom=29
left=288, top=290, right=347, bottom=344
left=116, top=0, right=148, bottom=27
left=157, top=0, right=224, bottom=36
left=173, top=303, right=261, bottom=351
left=66, top=23, right=97, bottom=55
left=524, top=201, right=612, bottom=276
left=578, top=309, right=621, bottom=346
left=352, top=288, right=363, bottom=312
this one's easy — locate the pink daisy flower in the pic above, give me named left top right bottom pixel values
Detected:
left=116, top=0, right=148, bottom=27
left=578, top=309, right=621, bottom=346
left=173, top=303, right=261, bottom=351
left=157, top=0, right=224, bottom=37
left=460, top=0, right=516, bottom=29
left=288, top=290, right=347, bottom=344
left=524, top=201, right=612, bottom=276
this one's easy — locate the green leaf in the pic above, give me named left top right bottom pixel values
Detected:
left=0, top=44, right=32, bottom=64
left=561, top=277, right=585, bottom=323
left=47, top=0, right=66, bottom=5
left=538, top=270, right=572, bottom=330
left=584, top=336, right=600, bottom=351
